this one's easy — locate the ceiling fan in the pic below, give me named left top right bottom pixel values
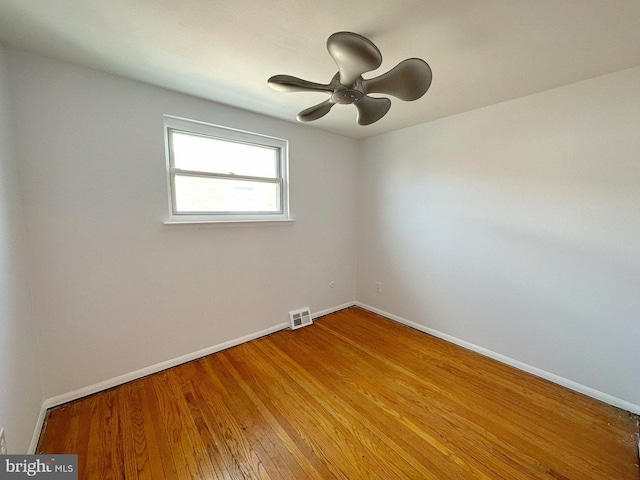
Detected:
left=268, top=31, right=432, bottom=126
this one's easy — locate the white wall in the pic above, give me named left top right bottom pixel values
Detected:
left=6, top=49, right=359, bottom=399
left=357, top=67, right=640, bottom=408
left=0, top=45, right=44, bottom=453
left=4, top=45, right=638, bottom=430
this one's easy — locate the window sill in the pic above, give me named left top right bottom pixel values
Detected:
left=163, top=218, right=296, bottom=228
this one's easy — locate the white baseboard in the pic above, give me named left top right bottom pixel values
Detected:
left=31, top=300, right=637, bottom=453
left=355, top=302, right=640, bottom=416
left=27, top=403, right=49, bottom=454
left=29, top=321, right=289, bottom=452
left=30, top=302, right=358, bottom=452
left=312, top=301, right=356, bottom=320
left=42, top=321, right=291, bottom=410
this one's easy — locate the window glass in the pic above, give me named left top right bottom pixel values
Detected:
left=164, top=115, right=290, bottom=223
left=171, top=131, right=278, bottom=178
left=174, top=176, right=280, bottom=213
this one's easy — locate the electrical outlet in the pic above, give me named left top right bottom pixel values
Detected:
left=0, top=427, right=7, bottom=454
left=375, top=282, right=382, bottom=293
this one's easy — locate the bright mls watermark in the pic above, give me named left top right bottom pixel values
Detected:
left=0, top=456, right=77, bottom=479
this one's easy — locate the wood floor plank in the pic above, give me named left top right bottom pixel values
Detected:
left=37, top=307, right=640, bottom=479
left=331, top=309, right=630, bottom=435
left=321, top=310, right=637, bottom=478
left=262, top=330, right=510, bottom=479
left=118, top=383, right=142, bottom=480
left=165, top=368, right=225, bottom=480
left=118, top=381, right=163, bottom=480
left=319, top=309, right=638, bottom=478
left=152, top=371, right=207, bottom=479
left=196, top=356, right=309, bottom=479
left=140, top=378, right=178, bottom=479
left=224, top=344, right=413, bottom=480
left=216, top=352, right=334, bottom=480
left=266, top=322, right=528, bottom=479
left=81, top=389, right=124, bottom=479
left=252, top=337, right=453, bottom=480
left=69, top=396, right=92, bottom=478
left=175, top=362, right=253, bottom=480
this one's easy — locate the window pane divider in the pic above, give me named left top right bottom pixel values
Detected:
left=164, top=115, right=290, bottom=223
left=171, top=168, right=281, bottom=184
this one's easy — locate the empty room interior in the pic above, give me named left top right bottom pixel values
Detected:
left=0, top=0, right=639, bottom=478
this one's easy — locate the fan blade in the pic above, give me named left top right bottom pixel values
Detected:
left=296, top=100, right=335, bottom=122
left=355, top=96, right=391, bottom=125
left=268, top=75, right=334, bottom=93
left=363, top=58, right=432, bottom=101
left=327, top=32, right=382, bottom=86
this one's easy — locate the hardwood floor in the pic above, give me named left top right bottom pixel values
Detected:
left=38, top=307, right=639, bottom=479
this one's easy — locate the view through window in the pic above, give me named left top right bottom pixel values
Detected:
left=164, top=116, right=290, bottom=223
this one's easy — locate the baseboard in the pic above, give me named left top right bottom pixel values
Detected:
left=27, top=403, right=49, bottom=454
left=33, top=299, right=636, bottom=453
left=355, top=302, right=640, bottom=416
left=41, top=321, right=292, bottom=411
left=31, top=302, right=358, bottom=451
left=312, top=301, right=357, bottom=319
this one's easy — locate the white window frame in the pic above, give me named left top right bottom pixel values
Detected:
left=163, top=115, right=291, bottom=224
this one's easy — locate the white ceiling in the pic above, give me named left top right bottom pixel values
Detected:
left=0, top=0, right=639, bottom=139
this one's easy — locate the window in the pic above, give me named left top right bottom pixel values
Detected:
left=164, top=115, right=290, bottom=223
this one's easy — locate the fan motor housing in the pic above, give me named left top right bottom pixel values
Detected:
left=331, top=88, right=364, bottom=104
